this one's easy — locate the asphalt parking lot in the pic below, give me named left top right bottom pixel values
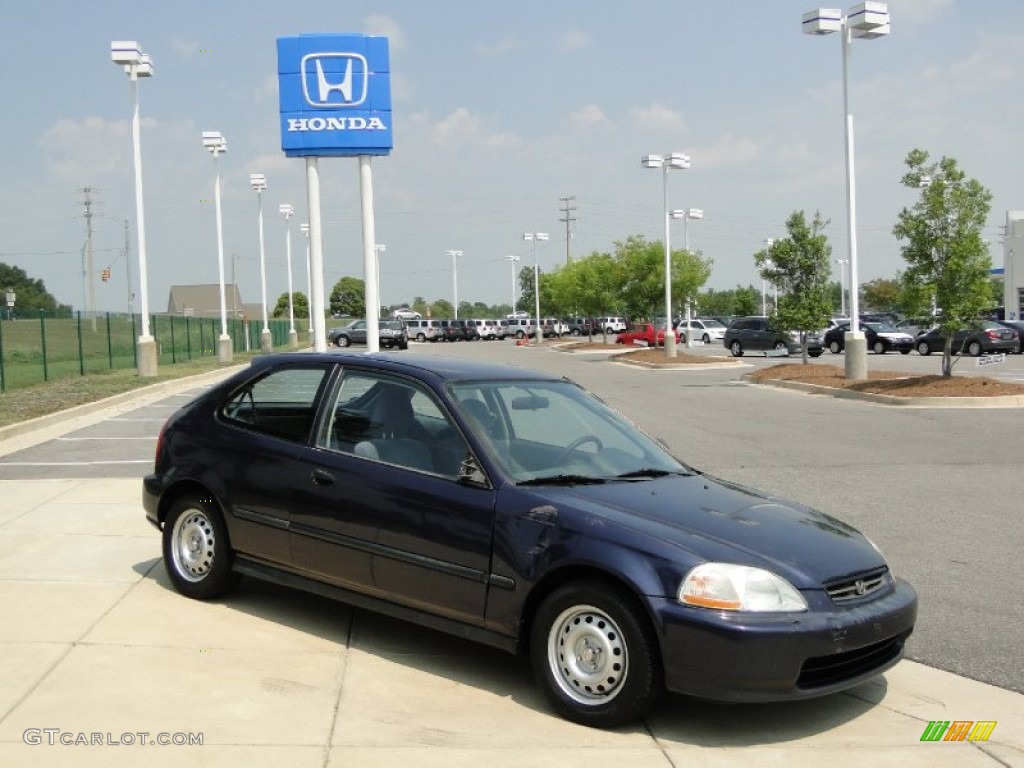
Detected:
left=0, top=342, right=1021, bottom=766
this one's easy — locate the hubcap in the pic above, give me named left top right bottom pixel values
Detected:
left=547, top=605, right=627, bottom=705
left=171, top=509, right=215, bottom=582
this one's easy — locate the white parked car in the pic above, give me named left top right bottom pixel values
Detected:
left=676, top=318, right=727, bottom=344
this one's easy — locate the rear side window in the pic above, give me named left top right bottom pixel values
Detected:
left=221, top=366, right=330, bottom=443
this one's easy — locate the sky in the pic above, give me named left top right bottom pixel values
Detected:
left=2, top=0, right=1023, bottom=316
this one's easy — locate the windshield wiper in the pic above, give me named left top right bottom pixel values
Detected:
left=518, top=474, right=607, bottom=486
left=614, top=468, right=685, bottom=480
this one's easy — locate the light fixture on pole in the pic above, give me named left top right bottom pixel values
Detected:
left=250, top=173, right=272, bottom=353
left=111, top=41, right=157, bottom=376
left=523, top=233, right=549, bottom=344
left=835, top=258, right=850, bottom=316
left=445, top=250, right=462, bottom=318
left=201, top=130, right=232, bottom=363
left=642, top=152, right=691, bottom=358
left=803, top=2, right=890, bottom=380
left=670, top=207, right=704, bottom=348
left=301, top=222, right=312, bottom=335
left=279, top=204, right=298, bottom=349
left=505, top=255, right=521, bottom=314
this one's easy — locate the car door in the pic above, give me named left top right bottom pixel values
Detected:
left=349, top=320, right=368, bottom=344
left=289, top=368, right=497, bottom=624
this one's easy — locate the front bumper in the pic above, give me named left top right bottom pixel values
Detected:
left=654, top=578, right=918, bottom=702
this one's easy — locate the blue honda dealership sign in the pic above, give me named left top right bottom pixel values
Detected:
left=277, top=34, right=393, bottom=157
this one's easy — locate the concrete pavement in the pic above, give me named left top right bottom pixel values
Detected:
left=0, top=369, right=1021, bottom=767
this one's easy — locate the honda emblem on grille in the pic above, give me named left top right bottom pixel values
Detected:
left=855, top=580, right=867, bottom=595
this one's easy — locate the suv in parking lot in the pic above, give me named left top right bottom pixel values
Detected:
left=724, top=316, right=823, bottom=358
left=328, top=319, right=408, bottom=349
left=598, top=316, right=627, bottom=334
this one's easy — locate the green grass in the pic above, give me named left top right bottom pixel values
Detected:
left=0, top=355, right=254, bottom=429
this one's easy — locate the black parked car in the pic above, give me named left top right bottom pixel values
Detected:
left=995, top=320, right=1024, bottom=353
left=824, top=322, right=915, bottom=355
left=145, top=353, right=916, bottom=728
left=328, top=319, right=408, bottom=349
left=724, top=316, right=824, bottom=357
left=914, top=322, right=1019, bottom=356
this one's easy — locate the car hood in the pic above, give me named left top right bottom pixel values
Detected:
left=877, top=332, right=913, bottom=341
left=535, top=474, right=883, bottom=588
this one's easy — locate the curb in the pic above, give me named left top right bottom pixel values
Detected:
left=749, top=376, right=1024, bottom=408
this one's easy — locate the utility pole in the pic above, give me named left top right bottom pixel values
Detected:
left=559, top=196, right=577, bottom=264
left=79, top=187, right=99, bottom=330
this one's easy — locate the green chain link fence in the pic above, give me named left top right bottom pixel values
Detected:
left=0, top=311, right=300, bottom=392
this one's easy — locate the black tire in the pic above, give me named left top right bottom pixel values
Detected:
left=336, top=335, right=350, bottom=348
left=571, top=328, right=581, bottom=337
left=967, top=341, right=982, bottom=357
left=416, top=333, right=426, bottom=343
left=162, top=494, right=240, bottom=600
left=702, top=333, right=711, bottom=344
left=917, top=341, right=931, bottom=356
left=773, top=341, right=789, bottom=355
left=829, top=340, right=842, bottom=354
left=900, top=348, right=911, bottom=355
left=516, top=330, right=525, bottom=339
left=873, top=341, right=886, bottom=355
left=530, top=581, right=662, bottom=728
left=809, top=349, right=823, bottom=358
left=729, top=340, right=743, bottom=357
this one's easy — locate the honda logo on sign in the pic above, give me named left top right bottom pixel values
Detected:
left=301, top=53, right=368, bottom=107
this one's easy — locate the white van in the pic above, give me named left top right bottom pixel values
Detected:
left=406, top=318, right=444, bottom=342
left=465, top=318, right=501, bottom=340
left=507, top=317, right=536, bottom=339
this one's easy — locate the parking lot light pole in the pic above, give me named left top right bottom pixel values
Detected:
left=201, top=131, right=232, bottom=363
left=446, top=250, right=462, bottom=319
left=642, top=153, right=691, bottom=358
left=836, top=258, right=849, bottom=316
left=250, top=173, right=272, bottom=353
left=505, top=255, right=520, bottom=314
left=523, top=233, right=549, bottom=344
left=301, top=222, right=313, bottom=337
left=803, top=2, right=890, bottom=380
left=279, top=204, right=298, bottom=349
left=671, top=207, right=704, bottom=348
left=111, top=41, right=157, bottom=376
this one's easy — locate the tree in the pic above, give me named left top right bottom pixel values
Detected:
left=861, top=278, right=901, bottom=314
left=0, top=263, right=66, bottom=314
left=615, top=235, right=712, bottom=320
left=698, top=285, right=760, bottom=318
left=430, top=298, right=454, bottom=318
left=893, top=149, right=993, bottom=377
left=272, top=291, right=308, bottom=319
left=547, top=252, right=622, bottom=338
left=329, top=276, right=365, bottom=318
left=755, top=211, right=833, bottom=364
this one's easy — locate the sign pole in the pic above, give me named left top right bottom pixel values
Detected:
left=306, top=157, right=327, bottom=352
left=360, top=156, right=380, bottom=352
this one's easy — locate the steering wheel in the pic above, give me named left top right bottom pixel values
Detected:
left=557, top=435, right=603, bottom=464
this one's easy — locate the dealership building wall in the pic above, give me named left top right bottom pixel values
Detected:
left=1003, top=212, right=1024, bottom=320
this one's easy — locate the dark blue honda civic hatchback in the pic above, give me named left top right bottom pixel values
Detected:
left=144, top=352, right=917, bottom=728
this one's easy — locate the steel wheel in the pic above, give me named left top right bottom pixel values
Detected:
left=917, top=341, right=931, bottom=356
left=967, top=341, right=982, bottom=356
left=531, top=581, right=661, bottom=727
left=163, top=495, right=240, bottom=600
left=702, top=333, right=711, bottom=344
left=416, top=332, right=426, bottom=342
left=874, top=341, right=886, bottom=355
left=829, top=340, right=842, bottom=354
left=730, top=340, right=743, bottom=357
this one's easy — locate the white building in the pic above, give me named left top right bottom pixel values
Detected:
left=1004, top=212, right=1024, bottom=320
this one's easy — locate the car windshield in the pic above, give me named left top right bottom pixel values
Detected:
left=448, top=379, right=688, bottom=484
left=701, top=319, right=725, bottom=328
left=864, top=322, right=897, bottom=333
left=379, top=321, right=403, bottom=330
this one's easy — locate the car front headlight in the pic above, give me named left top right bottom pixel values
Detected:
left=679, top=563, right=808, bottom=612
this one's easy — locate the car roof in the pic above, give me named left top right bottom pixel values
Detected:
left=249, top=352, right=561, bottom=384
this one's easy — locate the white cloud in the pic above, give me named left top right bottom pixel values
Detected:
left=170, top=38, right=200, bottom=59
left=561, top=30, right=591, bottom=51
left=566, top=105, right=609, bottom=128
left=427, top=107, right=522, bottom=149
left=628, top=103, right=686, bottom=130
left=42, top=117, right=132, bottom=180
left=891, top=0, right=955, bottom=30
left=364, top=14, right=406, bottom=50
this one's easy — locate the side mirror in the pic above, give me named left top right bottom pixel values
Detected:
left=457, top=454, right=489, bottom=487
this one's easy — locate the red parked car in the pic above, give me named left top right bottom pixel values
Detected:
left=616, top=322, right=681, bottom=347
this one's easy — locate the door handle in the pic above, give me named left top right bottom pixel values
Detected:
left=311, top=468, right=335, bottom=486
